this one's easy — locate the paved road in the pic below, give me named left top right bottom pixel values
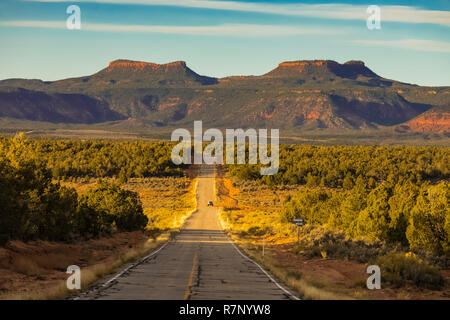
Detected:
left=82, top=165, right=297, bottom=300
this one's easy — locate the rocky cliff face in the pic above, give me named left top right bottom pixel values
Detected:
left=402, top=107, right=450, bottom=133
left=0, top=88, right=124, bottom=123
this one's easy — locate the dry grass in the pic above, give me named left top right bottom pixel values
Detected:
left=216, top=170, right=300, bottom=245
left=129, top=177, right=198, bottom=230
left=61, top=175, right=198, bottom=231
left=231, top=237, right=349, bottom=300
left=75, top=234, right=170, bottom=294
left=0, top=233, right=170, bottom=300
left=9, top=256, right=43, bottom=276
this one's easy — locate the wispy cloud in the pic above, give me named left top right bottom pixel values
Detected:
left=26, top=0, right=450, bottom=26
left=354, top=39, right=450, bottom=53
left=0, top=20, right=343, bottom=36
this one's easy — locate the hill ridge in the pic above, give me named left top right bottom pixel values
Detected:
left=0, top=58, right=448, bottom=133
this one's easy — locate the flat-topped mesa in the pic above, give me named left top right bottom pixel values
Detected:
left=344, top=60, right=366, bottom=67
left=106, top=59, right=187, bottom=72
left=278, top=60, right=338, bottom=68
left=102, top=59, right=218, bottom=85
left=270, top=60, right=339, bottom=74
left=341, top=60, right=377, bottom=77
left=266, top=59, right=378, bottom=79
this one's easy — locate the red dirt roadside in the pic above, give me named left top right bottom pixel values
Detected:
left=0, top=231, right=152, bottom=299
left=269, top=243, right=450, bottom=300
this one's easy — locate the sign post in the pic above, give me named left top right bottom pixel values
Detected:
left=262, top=236, right=265, bottom=259
left=291, top=218, right=304, bottom=243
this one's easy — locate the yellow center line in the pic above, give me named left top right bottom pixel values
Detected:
left=183, top=251, right=198, bottom=300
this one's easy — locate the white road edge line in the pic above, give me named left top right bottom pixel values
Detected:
left=102, top=241, right=169, bottom=287
left=214, top=166, right=300, bottom=300
left=77, top=166, right=299, bottom=300
left=227, top=238, right=301, bottom=300
left=85, top=171, right=200, bottom=295
left=73, top=238, right=171, bottom=299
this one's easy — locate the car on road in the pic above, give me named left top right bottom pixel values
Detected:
left=207, top=201, right=213, bottom=206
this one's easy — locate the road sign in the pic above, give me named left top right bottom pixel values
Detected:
left=291, top=218, right=303, bottom=226
left=291, top=218, right=304, bottom=242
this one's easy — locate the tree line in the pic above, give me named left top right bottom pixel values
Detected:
left=229, top=144, right=449, bottom=188
left=0, top=134, right=189, bottom=243
left=0, top=133, right=185, bottom=181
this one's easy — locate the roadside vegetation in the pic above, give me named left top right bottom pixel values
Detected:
left=0, top=133, right=185, bottom=181
left=0, top=134, right=198, bottom=299
left=0, top=133, right=195, bottom=243
left=0, top=232, right=170, bottom=300
left=62, top=175, right=198, bottom=232
left=0, top=152, right=147, bottom=243
left=221, top=145, right=449, bottom=297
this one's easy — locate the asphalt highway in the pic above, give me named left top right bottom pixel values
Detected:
left=81, top=165, right=297, bottom=300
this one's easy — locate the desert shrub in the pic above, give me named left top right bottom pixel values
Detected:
left=80, top=183, right=148, bottom=232
left=329, top=176, right=368, bottom=235
left=354, top=182, right=393, bottom=241
left=244, top=225, right=272, bottom=237
left=292, top=225, right=389, bottom=263
left=0, top=158, right=147, bottom=243
left=74, top=203, right=107, bottom=238
left=0, top=159, right=78, bottom=242
left=281, top=189, right=336, bottom=225
left=375, top=252, right=444, bottom=289
left=280, top=177, right=449, bottom=258
left=229, top=165, right=260, bottom=181
left=406, top=181, right=449, bottom=256
left=238, top=225, right=273, bottom=237
left=386, top=181, right=419, bottom=246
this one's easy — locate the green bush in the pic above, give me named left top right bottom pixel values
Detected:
left=406, top=181, right=449, bottom=256
left=281, top=189, right=336, bottom=225
left=376, top=253, right=444, bottom=289
left=0, top=158, right=147, bottom=243
left=240, top=225, right=272, bottom=237
left=74, top=203, right=108, bottom=238
left=79, top=182, right=148, bottom=232
left=354, top=182, right=393, bottom=241
left=0, top=159, right=78, bottom=241
left=280, top=177, right=449, bottom=258
left=292, top=225, right=389, bottom=263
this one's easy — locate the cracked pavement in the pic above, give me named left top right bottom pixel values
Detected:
left=80, top=165, right=295, bottom=300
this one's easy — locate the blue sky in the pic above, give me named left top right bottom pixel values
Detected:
left=0, top=0, right=449, bottom=86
